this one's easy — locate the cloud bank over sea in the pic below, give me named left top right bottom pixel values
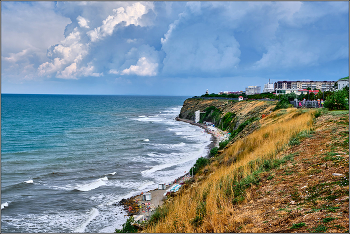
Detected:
left=1, top=1, right=348, bottom=95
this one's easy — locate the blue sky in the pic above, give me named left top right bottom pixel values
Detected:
left=1, top=1, right=349, bottom=95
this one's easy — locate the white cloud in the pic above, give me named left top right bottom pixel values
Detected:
left=87, top=2, right=153, bottom=42
left=109, top=69, right=119, bottom=74
left=161, top=3, right=241, bottom=76
left=121, top=57, right=158, bottom=76
left=126, top=39, right=137, bottom=43
left=3, top=48, right=32, bottom=63
left=79, top=63, right=103, bottom=77
left=77, top=16, right=90, bottom=28
left=57, top=62, right=78, bottom=79
left=38, top=27, right=89, bottom=77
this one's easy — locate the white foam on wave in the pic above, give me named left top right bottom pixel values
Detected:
left=73, top=208, right=99, bottom=233
left=141, top=120, right=211, bottom=179
left=24, top=179, right=33, bottom=184
left=1, top=202, right=10, bottom=210
left=1, top=210, right=90, bottom=233
left=76, top=177, right=108, bottom=192
left=141, top=162, right=179, bottom=176
left=138, top=181, right=155, bottom=190
left=143, top=139, right=149, bottom=142
left=148, top=142, right=186, bottom=150
left=135, top=116, right=164, bottom=122
left=108, top=172, right=116, bottom=175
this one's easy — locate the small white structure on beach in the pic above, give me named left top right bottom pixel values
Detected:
left=158, top=184, right=166, bottom=190
left=238, top=96, right=243, bottom=101
left=143, top=193, right=152, bottom=201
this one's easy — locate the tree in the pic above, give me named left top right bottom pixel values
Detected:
left=298, top=93, right=305, bottom=101
left=316, top=90, right=323, bottom=100
left=274, top=94, right=291, bottom=110
left=309, top=93, right=316, bottom=100
left=324, top=90, right=349, bottom=110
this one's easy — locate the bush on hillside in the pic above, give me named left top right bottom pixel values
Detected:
left=221, top=112, right=236, bottom=131
left=274, top=93, right=295, bottom=110
left=189, top=157, right=210, bottom=175
left=115, top=217, right=138, bottom=233
left=324, top=90, right=349, bottom=110
left=209, top=147, right=218, bottom=157
left=200, top=106, right=222, bottom=125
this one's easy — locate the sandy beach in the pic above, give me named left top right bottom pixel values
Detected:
left=118, top=117, right=229, bottom=223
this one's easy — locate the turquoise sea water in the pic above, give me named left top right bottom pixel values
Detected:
left=1, top=94, right=212, bottom=233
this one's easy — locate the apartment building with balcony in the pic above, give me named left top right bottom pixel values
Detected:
left=274, top=80, right=336, bottom=92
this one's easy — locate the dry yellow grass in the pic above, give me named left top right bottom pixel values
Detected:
left=144, top=108, right=315, bottom=233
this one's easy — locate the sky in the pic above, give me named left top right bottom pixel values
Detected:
left=1, top=1, right=349, bottom=96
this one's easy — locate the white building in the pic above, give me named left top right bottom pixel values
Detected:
left=338, top=77, right=349, bottom=90
left=263, top=80, right=274, bottom=93
left=245, top=86, right=261, bottom=95
left=195, top=110, right=200, bottom=123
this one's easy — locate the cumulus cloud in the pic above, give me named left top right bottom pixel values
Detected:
left=109, top=69, right=119, bottom=74
left=2, top=0, right=348, bottom=90
left=38, top=27, right=89, bottom=78
left=3, top=48, right=34, bottom=63
left=127, top=39, right=137, bottom=43
left=87, top=2, right=153, bottom=42
left=161, top=3, right=241, bottom=76
left=121, top=57, right=158, bottom=76
left=252, top=1, right=349, bottom=70
left=57, top=62, right=78, bottom=79
left=77, top=16, right=90, bottom=28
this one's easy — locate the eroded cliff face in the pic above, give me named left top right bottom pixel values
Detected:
left=178, top=98, right=278, bottom=144
left=179, top=98, right=277, bottom=127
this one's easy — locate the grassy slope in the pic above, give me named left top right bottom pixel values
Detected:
left=143, top=107, right=348, bottom=233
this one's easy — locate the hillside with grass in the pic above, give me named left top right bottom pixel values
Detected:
left=141, top=101, right=349, bottom=233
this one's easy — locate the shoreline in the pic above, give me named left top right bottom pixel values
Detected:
left=117, top=117, right=227, bottom=225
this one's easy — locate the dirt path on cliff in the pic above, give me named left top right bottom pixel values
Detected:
left=228, top=110, right=349, bottom=233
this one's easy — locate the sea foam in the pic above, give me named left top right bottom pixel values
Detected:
left=76, top=177, right=108, bottom=192
left=1, top=202, right=10, bottom=210
left=73, top=208, right=99, bottom=233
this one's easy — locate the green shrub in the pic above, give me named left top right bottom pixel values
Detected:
left=115, top=217, right=138, bottom=233
left=221, top=112, right=236, bottom=131
left=290, top=222, right=306, bottom=229
left=322, top=217, right=335, bottom=223
left=219, top=139, right=229, bottom=149
left=274, top=94, right=296, bottom=110
left=190, top=157, right=210, bottom=175
left=324, top=90, right=349, bottom=110
left=209, top=147, right=218, bottom=157
left=311, top=225, right=327, bottom=233
left=147, top=206, right=169, bottom=227
left=200, top=106, right=222, bottom=125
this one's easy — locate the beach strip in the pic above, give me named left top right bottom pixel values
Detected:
left=117, top=117, right=228, bottom=222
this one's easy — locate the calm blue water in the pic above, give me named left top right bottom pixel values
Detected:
left=1, top=94, right=212, bottom=233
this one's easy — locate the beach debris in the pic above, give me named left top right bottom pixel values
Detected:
left=332, top=173, right=343, bottom=176
left=119, top=198, right=140, bottom=215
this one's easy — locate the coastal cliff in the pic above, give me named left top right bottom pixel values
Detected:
left=178, top=98, right=276, bottom=143
left=139, top=99, right=349, bottom=233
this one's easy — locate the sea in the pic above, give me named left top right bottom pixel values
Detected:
left=1, top=94, right=212, bottom=233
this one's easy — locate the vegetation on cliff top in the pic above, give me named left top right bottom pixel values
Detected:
left=117, top=98, right=349, bottom=233
left=143, top=108, right=328, bottom=232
